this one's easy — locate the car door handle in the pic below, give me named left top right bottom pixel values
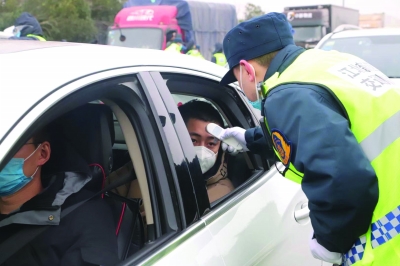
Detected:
left=294, top=203, right=310, bottom=222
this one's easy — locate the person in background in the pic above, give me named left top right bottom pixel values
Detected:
left=211, top=43, right=227, bottom=66
left=165, top=34, right=184, bottom=53
left=186, top=44, right=205, bottom=59
left=166, top=29, right=177, bottom=48
left=9, top=12, right=46, bottom=41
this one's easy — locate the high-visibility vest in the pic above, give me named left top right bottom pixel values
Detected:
left=186, top=49, right=205, bottom=59
left=165, top=43, right=181, bottom=53
left=26, top=34, right=46, bottom=41
left=262, top=48, right=400, bottom=265
left=213, top=52, right=227, bottom=66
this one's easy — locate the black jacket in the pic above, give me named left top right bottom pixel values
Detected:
left=0, top=172, right=119, bottom=266
left=245, top=45, right=378, bottom=253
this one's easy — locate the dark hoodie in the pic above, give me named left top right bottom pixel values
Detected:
left=211, top=43, right=223, bottom=63
left=9, top=12, right=44, bottom=41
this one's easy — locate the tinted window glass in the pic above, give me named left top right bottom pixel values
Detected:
left=107, top=28, right=163, bottom=49
left=293, top=26, right=322, bottom=42
left=320, top=35, right=400, bottom=78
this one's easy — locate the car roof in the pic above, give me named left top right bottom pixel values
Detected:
left=0, top=40, right=229, bottom=142
left=330, top=28, right=400, bottom=39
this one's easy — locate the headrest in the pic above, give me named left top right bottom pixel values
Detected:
left=45, top=104, right=115, bottom=177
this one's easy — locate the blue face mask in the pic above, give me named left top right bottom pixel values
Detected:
left=0, top=144, right=41, bottom=197
left=248, top=99, right=262, bottom=110
left=248, top=82, right=263, bottom=110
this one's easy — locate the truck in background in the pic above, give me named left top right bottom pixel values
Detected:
left=283, top=5, right=359, bottom=48
left=107, top=0, right=237, bottom=60
left=359, top=13, right=400, bottom=29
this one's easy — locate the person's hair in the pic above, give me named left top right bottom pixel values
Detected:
left=178, top=100, right=224, bottom=127
left=253, top=50, right=279, bottom=67
left=31, top=126, right=50, bottom=148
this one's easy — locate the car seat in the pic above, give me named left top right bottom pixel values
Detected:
left=44, top=103, right=143, bottom=260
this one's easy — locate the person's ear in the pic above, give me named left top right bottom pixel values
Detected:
left=240, top=60, right=256, bottom=82
left=37, top=141, right=51, bottom=166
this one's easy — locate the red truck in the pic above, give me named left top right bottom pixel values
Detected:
left=107, top=0, right=237, bottom=60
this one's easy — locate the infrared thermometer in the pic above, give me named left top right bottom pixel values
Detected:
left=206, top=123, right=243, bottom=151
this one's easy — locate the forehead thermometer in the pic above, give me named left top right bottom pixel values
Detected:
left=206, top=123, right=243, bottom=151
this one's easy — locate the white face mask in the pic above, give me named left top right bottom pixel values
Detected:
left=194, top=146, right=217, bottom=174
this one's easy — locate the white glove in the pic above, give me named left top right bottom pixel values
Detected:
left=221, top=143, right=240, bottom=155
left=309, top=232, right=343, bottom=264
left=220, top=127, right=249, bottom=154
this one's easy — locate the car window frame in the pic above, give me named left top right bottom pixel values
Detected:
left=0, top=68, right=185, bottom=264
left=149, top=70, right=271, bottom=211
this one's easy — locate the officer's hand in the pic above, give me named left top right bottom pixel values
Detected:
left=309, top=232, right=343, bottom=264
left=221, top=143, right=240, bottom=155
left=220, top=127, right=249, bottom=154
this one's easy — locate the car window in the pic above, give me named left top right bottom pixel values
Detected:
left=320, top=35, right=400, bottom=78
left=158, top=72, right=269, bottom=210
left=172, top=94, right=229, bottom=127
left=0, top=73, right=179, bottom=265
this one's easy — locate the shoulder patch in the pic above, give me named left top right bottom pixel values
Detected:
left=271, top=129, right=292, bottom=167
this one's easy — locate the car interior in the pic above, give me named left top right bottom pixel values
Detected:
left=6, top=72, right=270, bottom=262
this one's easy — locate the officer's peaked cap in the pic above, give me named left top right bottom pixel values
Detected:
left=220, top=12, right=294, bottom=85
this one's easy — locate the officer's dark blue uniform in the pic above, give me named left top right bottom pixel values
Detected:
left=220, top=12, right=378, bottom=256
left=9, top=12, right=45, bottom=41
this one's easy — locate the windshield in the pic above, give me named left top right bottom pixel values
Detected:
left=293, top=26, right=322, bottom=42
left=320, top=35, right=400, bottom=78
left=107, top=28, right=163, bottom=50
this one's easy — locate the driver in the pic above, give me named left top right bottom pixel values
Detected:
left=0, top=128, right=119, bottom=266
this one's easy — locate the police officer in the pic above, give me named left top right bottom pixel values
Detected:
left=9, top=12, right=46, bottom=41
left=186, top=44, right=205, bottom=59
left=219, top=12, right=400, bottom=265
left=211, top=43, right=227, bottom=66
left=165, top=34, right=184, bottom=53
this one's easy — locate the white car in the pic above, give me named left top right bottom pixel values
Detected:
left=0, top=40, right=322, bottom=265
left=315, top=28, right=400, bottom=85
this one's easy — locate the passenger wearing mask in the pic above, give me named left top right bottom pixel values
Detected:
left=107, top=100, right=236, bottom=204
left=178, top=100, right=234, bottom=203
left=0, top=128, right=119, bottom=265
left=9, top=12, right=46, bottom=41
left=211, top=43, right=227, bottom=66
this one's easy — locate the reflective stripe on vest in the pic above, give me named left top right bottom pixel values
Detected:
left=359, top=111, right=400, bottom=162
left=26, top=34, right=46, bottom=41
left=344, top=205, right=400, bottom=265
left=213, top=53, right=227, bottom=66
left=262, top=49, right=400, bottom=265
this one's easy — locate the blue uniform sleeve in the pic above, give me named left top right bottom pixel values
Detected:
left=262, top=84, right=378, bottom=253
left=245, top=127, right=267, bottom=154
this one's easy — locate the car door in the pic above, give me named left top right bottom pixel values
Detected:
left=130, top=71, right=225, bottom=266
left=150, top=69, right=321, bottom=266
